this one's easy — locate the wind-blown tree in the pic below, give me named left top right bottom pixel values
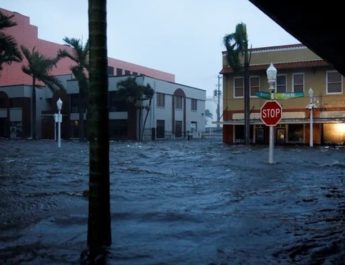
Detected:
left=224, top=23, right=251, bottom=145
left=58, top=37, right=89, bottom=140
left=117, top=77, right=154, bottom=141
left=21, top=46, right=64, bottom=139
left=84, top=0, right=111, bottom=262
left=0, top=11, right=22, bottom=73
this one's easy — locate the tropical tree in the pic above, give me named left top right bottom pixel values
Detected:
left=205, top=109, right=213, bottom=119
left=58, top=37, right=89, bottom=140
left=84, top=0, right=111, bottom=263
left=0, top=11, right=22, bottom=73
left=21, top=46, right=64, bottom=139
left=224, top=23, right=251, bottom=144
left=117, top=77, right=154, bottom=141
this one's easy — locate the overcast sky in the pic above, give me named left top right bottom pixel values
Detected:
left=0, top=0, right=298, bottom=96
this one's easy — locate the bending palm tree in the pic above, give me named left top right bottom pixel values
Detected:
left=0, top=11, right=22, bottom=73
left=224, top=23, right=251, bottom=144
left=58, top=37, right=89, bottom=140
left=21, top=46, right=64, bottom=139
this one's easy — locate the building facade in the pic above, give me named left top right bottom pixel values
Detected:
left=0, top=8, right=207, bottom=140
left=0, top=74, right=206, bottom=140
left=221, top=44, right=345, bottom=145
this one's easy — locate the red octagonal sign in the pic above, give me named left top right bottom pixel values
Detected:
left=260, top=100, right=283, bottom=126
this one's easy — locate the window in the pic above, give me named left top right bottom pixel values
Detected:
left=175, top=95, right=183, bottom=109
left=288, top=124, right=304, bottom=143
left=116, top=68, right=123, bottom=76
left=108, top=91, right=128, bottom=111
left=293, top=73, right=304, bottom=93
left=234, top=77, right=244, bottom=98
left=327, top=71, right=342, bottom=94
left=156, top=93, right=165, bottom=107
left=124, top=70, right=130, bottom=75
left=250, top=76, right=260, bottom=97
left=107, top=66, right=114, bottom=76
left=157, top=120, right=165, bottom=138
left=70, top=93, right=79, bottom=113
left=276, top=75, right=287, bottom=93
left=191, top=99, right=197, bottom=111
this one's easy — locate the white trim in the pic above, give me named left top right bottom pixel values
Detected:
left=326, top=70, right=343, bottom=95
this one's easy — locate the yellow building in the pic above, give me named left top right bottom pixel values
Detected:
left=221, top=44, right=345, bottom=145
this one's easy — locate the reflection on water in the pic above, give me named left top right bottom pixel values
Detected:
left=1, top=139, right=345, bottom=264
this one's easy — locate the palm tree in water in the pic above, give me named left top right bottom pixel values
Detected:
left=21, top=46, right=64, bottom=139
left=58, top=37, right=89, bottom=140
left=82, top=0, right=111, bottom=263
left=224, top=23, right=251, bottom=144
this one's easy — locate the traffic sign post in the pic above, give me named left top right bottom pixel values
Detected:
left=260, top=100, right=282, bottom=126
left=260, top=100, right=283, bottom=164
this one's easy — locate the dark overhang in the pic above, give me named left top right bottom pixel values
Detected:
left=248, top=0, right=345, bottom=76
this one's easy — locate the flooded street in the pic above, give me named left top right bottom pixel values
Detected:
left=1, top=139, right=345, bottom=264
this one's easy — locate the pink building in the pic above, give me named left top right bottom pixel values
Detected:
left=0, top=8, right=178, bottom=139
left=0, top=8, right=175, bottom=86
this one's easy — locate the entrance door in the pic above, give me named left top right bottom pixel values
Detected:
left=276, top=128, right=286, bottom=144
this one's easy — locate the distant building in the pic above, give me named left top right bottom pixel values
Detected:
left=221, top=44, right=345, bottom=145
left=205, top=96, right=223, bottom=129
left=0, top=8, right=205, bottom=140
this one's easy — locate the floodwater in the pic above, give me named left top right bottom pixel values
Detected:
left=1, top=139, right=345, bottom=264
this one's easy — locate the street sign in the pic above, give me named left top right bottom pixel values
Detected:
left=256, top=91, right=304, bottom=100
left=275, top=92, right=304, bottom=100
left=260, top=100, right=283, bottom=126
left=256, top=91, right=271, bottom=99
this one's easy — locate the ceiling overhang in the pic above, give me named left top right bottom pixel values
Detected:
left=249, top=0, right=345, bottom=76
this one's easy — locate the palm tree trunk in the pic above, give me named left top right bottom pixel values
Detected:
left=85, top=0, right=111, bottom=261
left=78, top=87, right=84, bottom=140
left=32, top=77, right=36, bottom=139
left=244, top=44, right=250, bottom=145
left=141, top=98, right=152, bottom=141
left=244, top=66, right=250, bottom=145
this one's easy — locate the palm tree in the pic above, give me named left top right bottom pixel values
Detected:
left=21, top=46, right=64, bottom=139
left=0, top=11, right=22, bottom=73
left=224, top=23, right=251, bottom=144
left=117, top=77, right=154, bottom=141
left=58, top=37, right=89, bottom=140
left=84, top=0, right=111, bottom=262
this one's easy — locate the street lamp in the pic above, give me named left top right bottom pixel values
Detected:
left=308, top=88, right=314, bottom=147
left=266, top=62, right=277, bottom=97
left=56, top=98, right=63, bottom=148
left=266, top=63, right=277, bottom=164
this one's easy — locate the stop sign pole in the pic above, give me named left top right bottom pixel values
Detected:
left=260, top=98, right=283, bottom=164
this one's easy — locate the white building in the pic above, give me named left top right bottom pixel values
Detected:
left=60, top=75, right=206, bottom=140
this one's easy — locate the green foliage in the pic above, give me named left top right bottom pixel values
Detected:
left=21, top=46, right=64, bottom=91
left=223, top=23, right=250, bottom=73
left=0, top=11, right=22, bottom=71
left=117, top=77, right=154, bottom=105
left=205, top=109, right=213, bottom=119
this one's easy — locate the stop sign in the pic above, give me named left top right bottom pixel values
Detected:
left=260, top=100, right=282, bottom=126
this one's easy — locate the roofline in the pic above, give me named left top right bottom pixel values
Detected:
left=222, top=43, right=305, bottom=55
left=220, top=60, right=330, bottom=74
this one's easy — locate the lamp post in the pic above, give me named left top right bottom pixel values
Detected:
left=56, top=98, right=63, bottom=148
left=266, top=63, right=277, bottom=164
left=308, top=88, right=314, bottom=147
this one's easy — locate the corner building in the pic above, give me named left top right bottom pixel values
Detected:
left=221, top=44, right=345, bottom=145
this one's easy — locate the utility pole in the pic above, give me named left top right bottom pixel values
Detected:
left=216, top=75, right=222, bottom=130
